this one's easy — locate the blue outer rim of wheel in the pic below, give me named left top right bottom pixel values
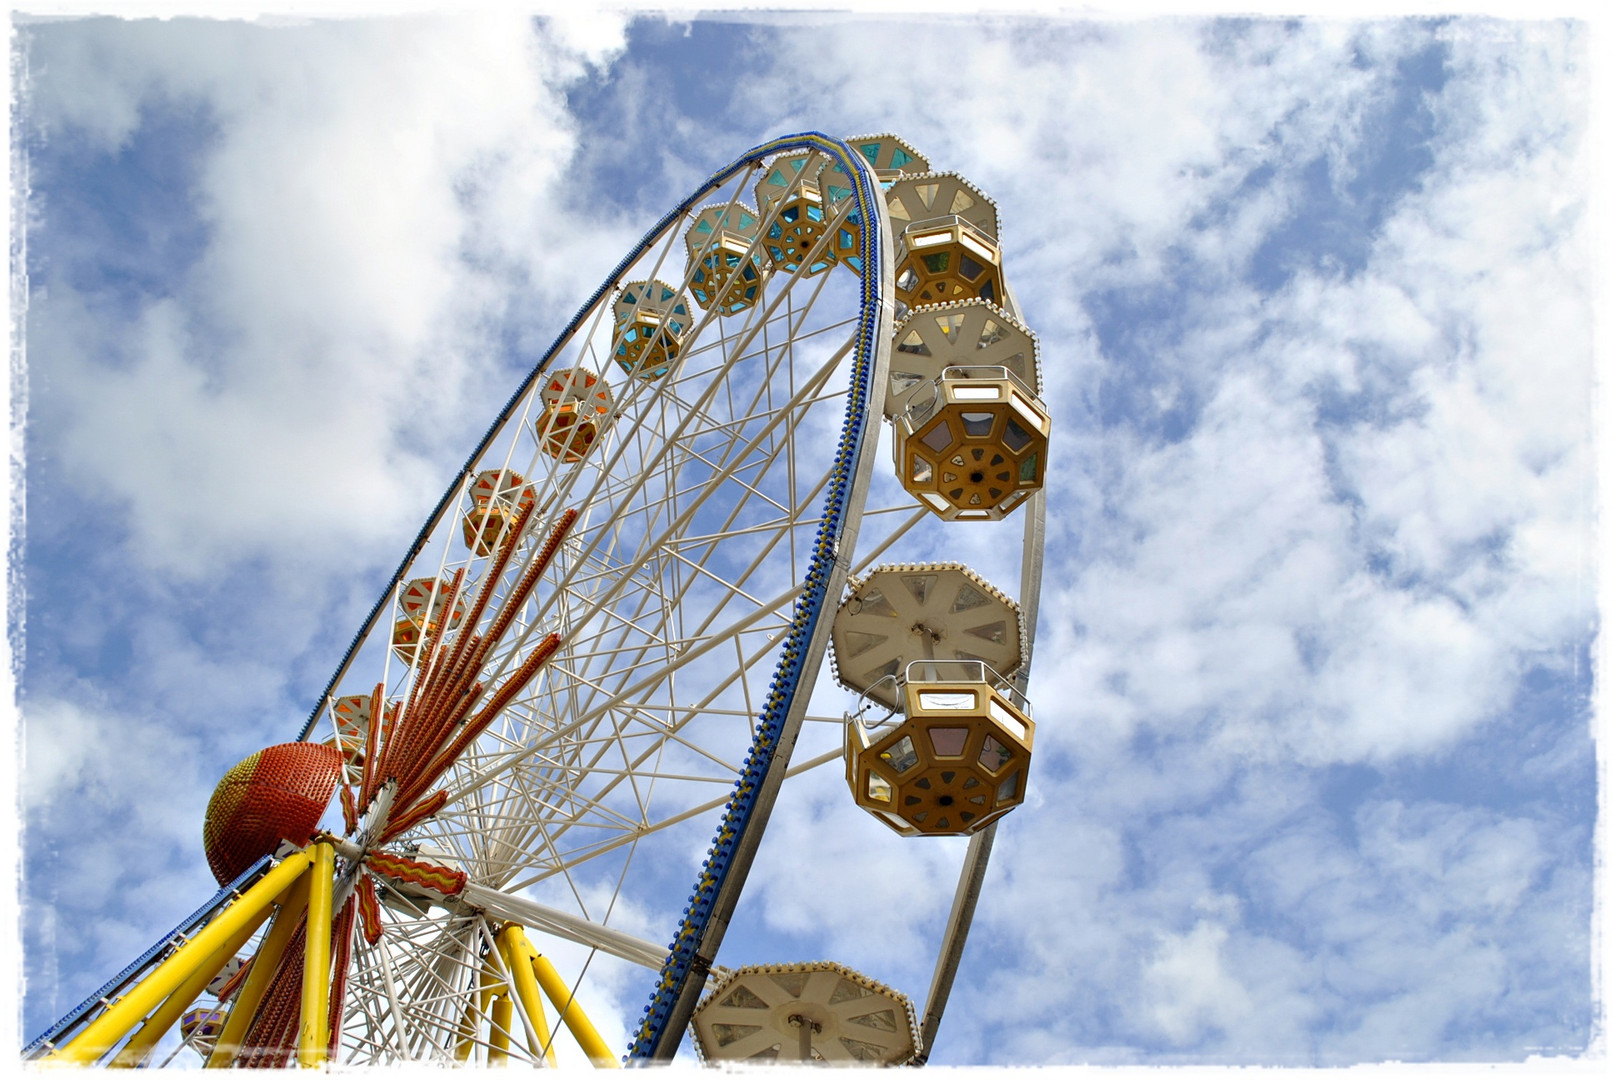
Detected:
left=625, top=133, right=885, bottom=1061
left=284, top=131, right=885, bottom=1063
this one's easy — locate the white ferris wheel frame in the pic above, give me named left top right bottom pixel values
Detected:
left=28, top=132, right=1046, bottom=1068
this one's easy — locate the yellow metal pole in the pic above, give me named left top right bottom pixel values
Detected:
left=495, top=927, right=557, bottom=1067
left=489, top=995, right=513, bottom=1065
left=109, top=906, right=266, bottom=1067
left=509, top=925, right=618, bottom=1068
left=456, top=952, right=505, bottom=1063
left=206, top=868, right=312, bottom=1068
left=297, top=842, right=336, bottom=1067
left=454, top=971, right=484, bottom=1063
left=46, top=851, right=313, bottom=1066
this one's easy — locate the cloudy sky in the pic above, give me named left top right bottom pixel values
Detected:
left=9, top=6, right=1602, bottom=1067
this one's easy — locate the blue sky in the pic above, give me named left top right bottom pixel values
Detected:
left=8, top=8, right=1602, bottom=1067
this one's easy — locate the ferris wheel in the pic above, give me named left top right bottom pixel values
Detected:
left=27, top=131, right=1050, bottom=1068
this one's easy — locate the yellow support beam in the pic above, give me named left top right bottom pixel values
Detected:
left=108, top=907, right=265, bottom=1067
left=46, top=851, right=313, bottom=1066
left=456, top=951, right=511, bottom=1064
left=490, top=995, right=514, bottom=1065
left=297, top=842, right=336, bottom=1067
left=507, top=924, right=618, bottom=1068
left=454, top=967, right=485, bottom=1063
left=205, top=869, right=312, bottom=1068
left=496, top=928, right=558, bottom=1067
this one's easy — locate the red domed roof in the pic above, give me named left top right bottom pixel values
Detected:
left=202, top=742, right=344, bottom=886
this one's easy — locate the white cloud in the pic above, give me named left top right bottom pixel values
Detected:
left=712, top=16, right=1596, bottom=1065
left=20, top=693, right=223, bottom=1014
left=1141, top=920, right=1254, bottom=1045
left=14, top=12, right=1594, bottom=1065
left=1035, top=362, right=1531, bottom=766
left=1026, top=22, right=1589, bottom=772
left=16, top=12, right=644, bottom=1034
left=1357, top=799, right=1550, bottom=918
left=538, top=9, right=630, bottom=71
left=25, top=15, right=632, bottom=582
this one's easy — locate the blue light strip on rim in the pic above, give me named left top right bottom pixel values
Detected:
left=279, top=131, right=883, bottom=1063
left=626, top=133, right=886, bottom=1061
